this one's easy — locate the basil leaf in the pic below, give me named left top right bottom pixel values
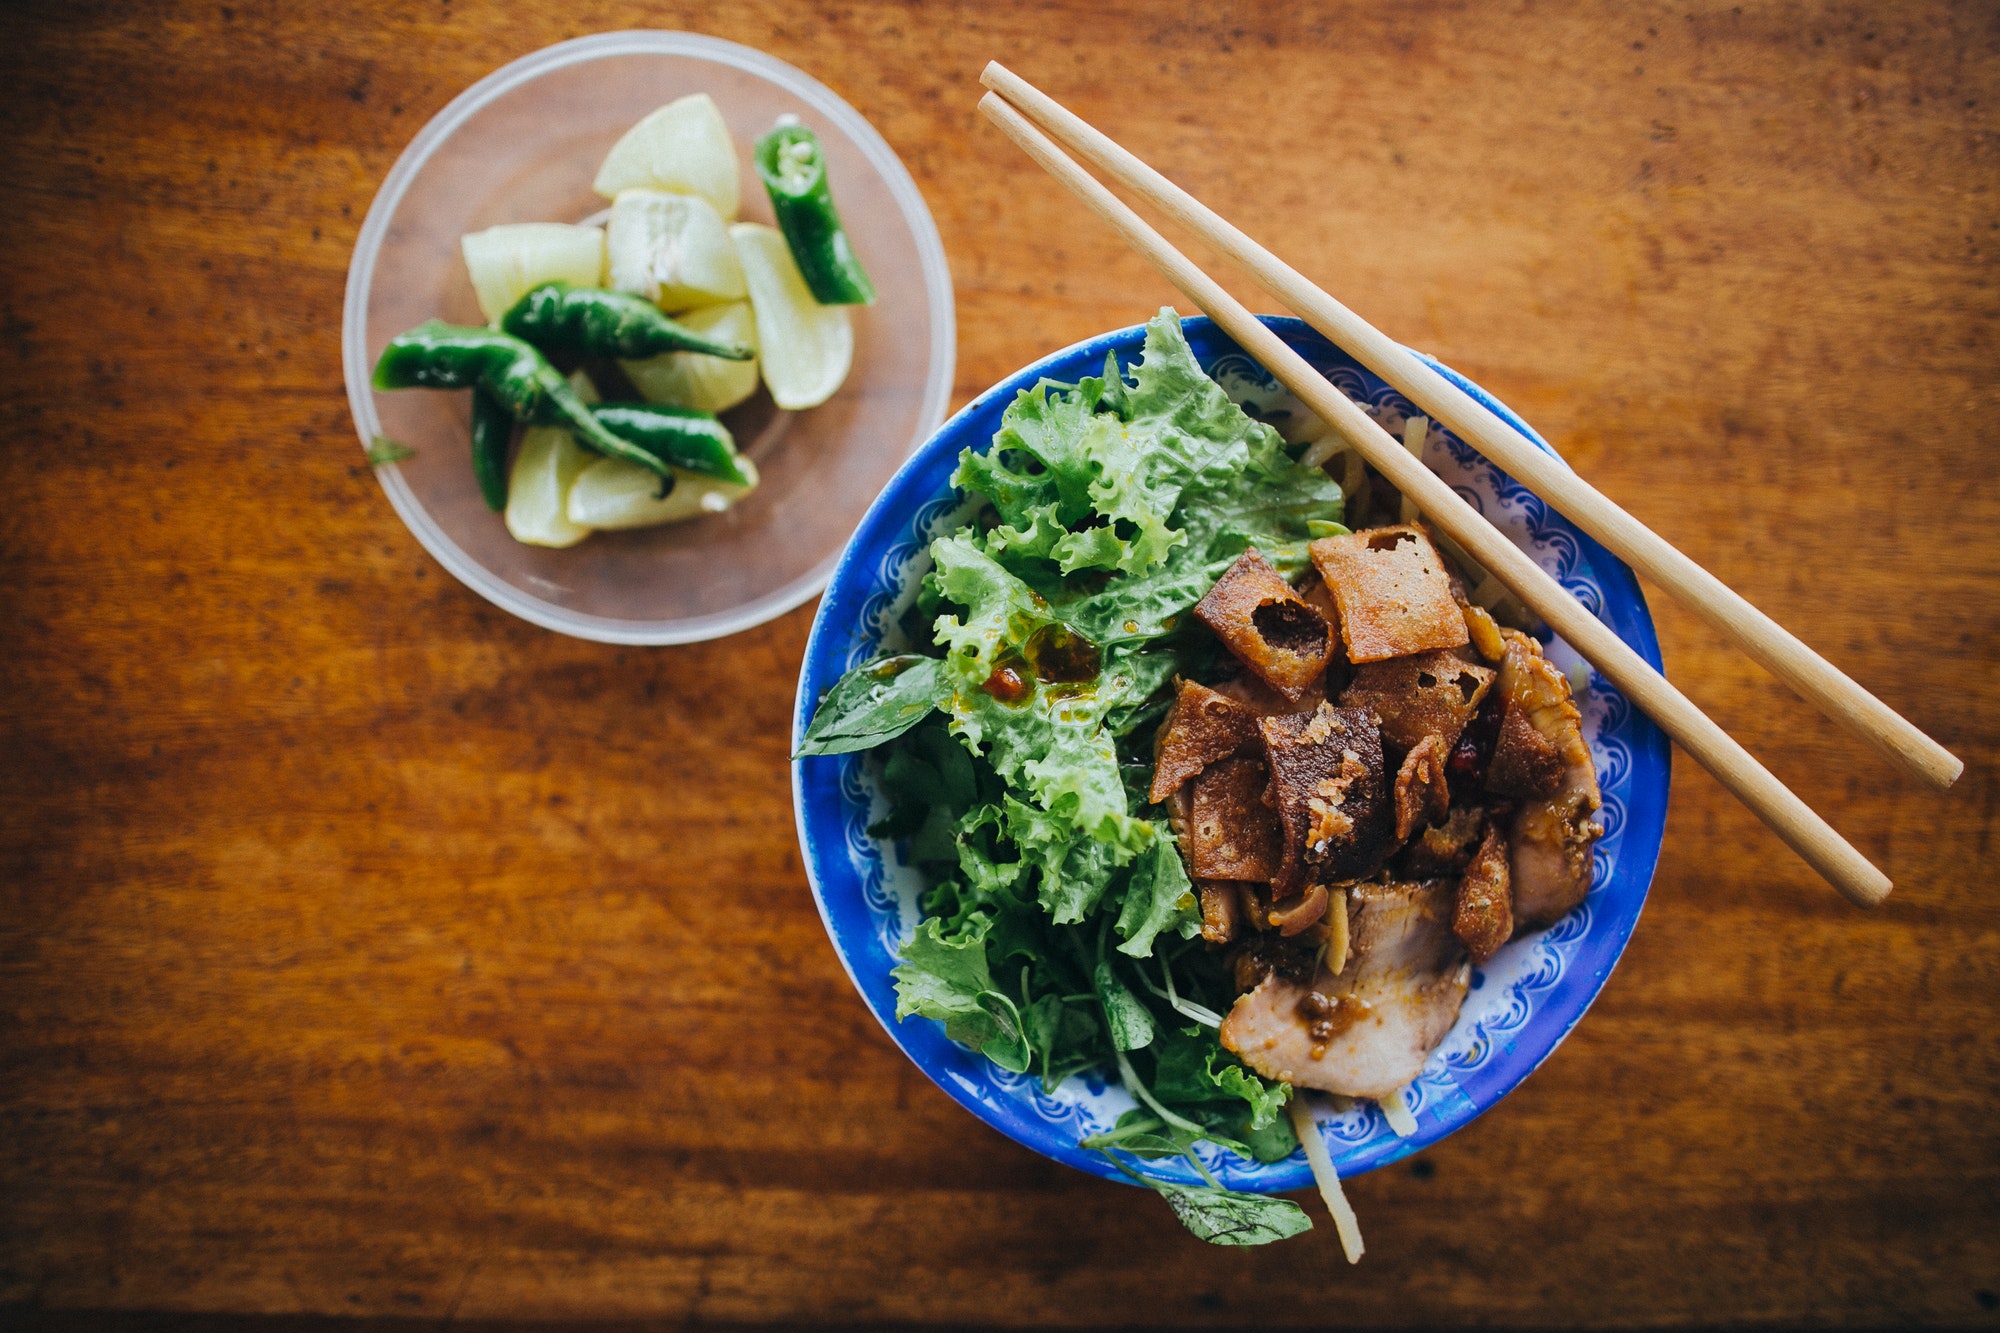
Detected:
left=796, top=655, right=941, bottom=756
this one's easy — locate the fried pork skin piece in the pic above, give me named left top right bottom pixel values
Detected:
left=1221, top=879, right=1469, bottom=1099
left=1259, top=703, right=1392, bottom=897
left=1187, top=758, right=1283, bottom=881
left=1487, top=631, right=1603, bottom=926
left=1148, top=679, right=1264, bottom=803
left=1193, top=549, right=1334, bottom=702
left=1393, top=734, right=1452, bottom=840
left=1340, top=650, right=1496, bottom=754
left=1309, top=526, right=1470, bottom=664
left=1452, top=824, right=1513, bottom=962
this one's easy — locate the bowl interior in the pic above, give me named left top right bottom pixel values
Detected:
left=344, top=32, right=953, bottom=642
left=793, top=316, right=1670, bottom=1192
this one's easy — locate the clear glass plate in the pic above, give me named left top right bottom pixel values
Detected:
left=342, top=32, right=955, bottom=643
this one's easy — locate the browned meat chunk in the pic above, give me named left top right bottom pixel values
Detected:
left=1221, top=879, right=1469, bottom=1098
left=1193, top=550, right=1334, bottom=702
left=1398, top=804, right=1487, bottom=878
left=1259, top=703, right=1393, bottom=896
left=1483, top=632, right=1603, bottom=926
left=1486, top=705, right=1565, bottom=798
left=1452, top=824, right=1513, bottom=963
left=1393, top=734, right=1451, bottom=840
left=1341, top=650, right=1495, bottom=753
left=1186, top=758, right=1283, bottom=881
left=1148, top=678, right=1263, bottom=803
left=1197, top=880, right=1242, bottom=945
left=1309, top=526, right=1470, bottom=663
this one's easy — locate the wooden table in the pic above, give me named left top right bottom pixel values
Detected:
left=3, top=2, right=1995, bottom=1326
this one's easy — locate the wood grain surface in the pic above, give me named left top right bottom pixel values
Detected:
left=2, top=1, right=1996, bottom=1326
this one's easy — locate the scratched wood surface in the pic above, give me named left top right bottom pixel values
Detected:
left=1, top=1, right=1996, bottom=1327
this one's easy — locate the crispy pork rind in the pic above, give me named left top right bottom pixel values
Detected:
left=1187, top=758, right=1283, bottom=881
left=1452, top=823, right=1514, bottom=963
left=1392, top=734, right=1452, bottom=841
left=1340, top=650, right=1496, bottom=753
left=1309, top=525, right=1470, bottom=663
left=1485, top=706, right=1566, bottom=798
left=1258, top=703, right=1393, bottom=897
left=1148, top=678, right=1264, bottom=803
left=1192, top=549, right=1334, bottom=702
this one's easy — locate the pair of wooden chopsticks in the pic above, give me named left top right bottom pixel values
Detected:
left=977, top=62, right=1963, bottom=909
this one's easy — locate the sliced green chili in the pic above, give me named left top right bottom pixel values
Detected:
left=591, top=404, right=754, bottom=488
left=500, top=282, right=753, bottom=361
left=371, top=321, right=674, bottom=491
left=467, top=387, right=514, bottom=511
left=753, top=123, right=876, bottom=305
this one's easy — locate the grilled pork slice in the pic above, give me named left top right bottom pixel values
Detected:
left=1220, top=880, right=1469, bottom=1099
left=1259, top=703, right=1393, bottom=896
left=1486, top=631, right=1603, bottom=927
left=1192, top=550, right=1335, bottom=702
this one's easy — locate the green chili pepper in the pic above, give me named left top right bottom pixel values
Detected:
left=753, top=123, right=876, bottom=305
left=591, top=404, right=754, bottom=488
left=371, top=321, right=675, bottom=492
left=500, top=282, right=754, bottom=362
left=468, top=387, right=514, bottom=511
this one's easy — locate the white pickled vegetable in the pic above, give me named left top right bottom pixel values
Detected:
left=566, top=456, right=758, bottom=530
left=505, top=425, right=594, bottom=548
left=592, top=93, right=741, bottom=220
left=620, top=301, right=761, bottom=413
left=460, top=223, right=604, bottom=325
left=729, top=222, right=852, bottom=411
left=606, top=189, right=746, bottom=311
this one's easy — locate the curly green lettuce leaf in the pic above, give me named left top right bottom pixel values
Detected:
left=891, top=916, right=1032, bottom=1072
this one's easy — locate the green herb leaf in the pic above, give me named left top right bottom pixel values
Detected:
left=1093, top=960, right=1156, bottom=1052
left=366, top=435, right=416, bottom=465
left=1146, top=1178, right=1314, bottom=1246
left=797, top=655, right=942, bottom=757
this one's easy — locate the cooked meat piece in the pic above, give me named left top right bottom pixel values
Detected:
left=1309, top=525, right=1470, bottom=664
left=1397, top=804, right=1487, bottom=878
left=1340, top=650, right=1496, bottom=753
left=1485, top=705, right=1566, bottom=798
left=1259, top=703, right=1394, bottom=897
left=1393, top=734, right=1451, bottom=840
left=1226, top=929, right=1317, bottom=994
left=1186, top=758, right=1283, bottom=881
left=1148, top=678, right=1264, bottom=803
left=1221, top=879, right=1469, bottom=1099
left=1198, top=880, right=1242, bottom=945
left=1268, top=883, right=1330, bottom=937
left=1482, top=631, right=1603, bottom=927
left=1193, top=550, right=1334, bottom=702
left=1452, top=824, right=1513, bottom=963
left=1511, top=762, right=1603, bottom=928
left=1449, top=576, right=1508, bottom=663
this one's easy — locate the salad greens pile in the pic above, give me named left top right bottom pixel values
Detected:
left=801, top=310, right=1348, bottom=1245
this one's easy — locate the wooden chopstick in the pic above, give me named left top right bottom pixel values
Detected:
left=980, top=61, right=1961, bottom=795
left=977, top=89, right=1894, bottom=909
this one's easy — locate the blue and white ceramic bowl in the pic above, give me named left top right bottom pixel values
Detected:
left=792, top=316, right=1670, bottom=1192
